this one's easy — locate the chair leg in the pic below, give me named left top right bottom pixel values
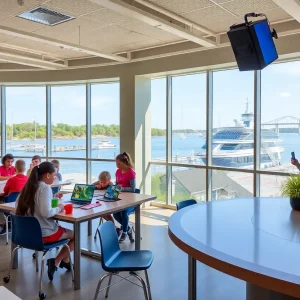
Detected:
left=130, top=271, right=149, bottom=300
left=94, top=218, right=103, bottom=239
left=4, top=246, right=20, bottom=281
left=64, top=244, right=74, bottom=282
left=144, top=270, right=152, bottom=300
left=105, top=274, right=113, bottom=298
left=94, top=273, right=111, bottom=300
left=35, top=251, right=39, bottom=272
left=5, top=215, right=9, bottom=245
left=39, top=253, right=45, bottom=294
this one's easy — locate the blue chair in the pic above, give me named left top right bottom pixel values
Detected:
left=51, top=186, right=59, bottom=195
left=176, top=199, right=197, bottom=211
left=93, top=188, right=141, bottom=241
left=3, top=192, right=20, bottom=245
left=3, top=214, right=74, bottom=300
left=94, top=221, right=153, bottom=300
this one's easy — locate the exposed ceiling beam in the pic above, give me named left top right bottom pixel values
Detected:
left=0, top=55, right=59, bottom=70
left=91, top=0, right=217, bottom=48
left=134, top=0, right=216, bottom=36
left=0, top=49, right=67, bottom=69
left=0, top=25, right=129, bottom=63
left=272, top=0, right=300, bottom=23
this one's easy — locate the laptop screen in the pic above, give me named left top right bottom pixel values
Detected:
left=71, top=184, right=95, bottom=202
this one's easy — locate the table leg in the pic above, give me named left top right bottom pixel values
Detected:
left=135, top=205, right=141, bottom=250
left=188, top=256, right=196, bottom=300
left=88, top=220, right=92, bottom=236
left=74, top=222, right=81, bottom=290
left=11, top=240, right=18, bottom=269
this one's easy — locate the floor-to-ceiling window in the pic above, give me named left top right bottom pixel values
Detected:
left=2, top=81, right=120, bottom=191
left=148, top=63, right=294, bottom=206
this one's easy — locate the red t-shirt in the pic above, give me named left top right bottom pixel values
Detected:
left=4, top=174, right=28, bottom=195
left=115, top=168, right=136, bottom=187
left=0, top=165, right=15, bottom=177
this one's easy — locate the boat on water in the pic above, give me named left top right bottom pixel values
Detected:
left=179, top=133, right=186, bottom=140
left=92, top=140, right=117, bottom=150
left=196, top=102, right=284, bottom=168
left=25, top=144, right=46, bottom=153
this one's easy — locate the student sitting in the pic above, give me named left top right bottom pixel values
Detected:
left=93, top=171, right=113, bottom=190
left=4, top=159, right=28, bottom=195
left=16, top=162, right=74, bottom=281
left=113, top=152, right=136, bottom=243
left=51, top=159, right=62, bottom=181
left=93, top=171, right=115, bottom=224
left=0, top=153, right=15, bottom=181
left=27, top=155, right=41, bottom=176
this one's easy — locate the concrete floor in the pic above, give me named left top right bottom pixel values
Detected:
left=0, top=207, right=245, bottom=300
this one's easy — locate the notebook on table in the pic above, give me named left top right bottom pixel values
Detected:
left=64, top=184, right=96, bottom=208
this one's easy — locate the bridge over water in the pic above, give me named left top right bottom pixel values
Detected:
left=262, top=116, right=300, bottom=133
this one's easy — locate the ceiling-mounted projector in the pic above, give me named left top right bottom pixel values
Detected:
left=227, top=13, right=278, bottom=71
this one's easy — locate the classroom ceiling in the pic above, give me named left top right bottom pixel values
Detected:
left=0, top=0, right=298, bottom=70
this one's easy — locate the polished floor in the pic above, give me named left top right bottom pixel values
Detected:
left=0, top=207, right=245, bottom=300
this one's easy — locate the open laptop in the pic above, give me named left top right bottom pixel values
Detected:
left=65, top=184, right=96, bottom=208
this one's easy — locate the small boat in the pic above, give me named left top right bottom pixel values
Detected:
left=25, top=144, right=46, bottom=152
left=92, top=140, right=117, bottom=150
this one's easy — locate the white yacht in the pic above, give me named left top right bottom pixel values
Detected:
left=92, top=140, right=117, bottom=150
left=197, top=103, right=284, bottom=168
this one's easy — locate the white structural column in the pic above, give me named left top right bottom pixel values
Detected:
left=119, top=74, right=151, bottom=191
left=135, top=76, right=151, bottom=193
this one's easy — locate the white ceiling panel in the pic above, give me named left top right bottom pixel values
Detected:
left=204, top=17, right=241, bottom=33
left=84, top=7, right=132, bottom=26
left=0, top=16, right=47, bottom=32
left=42, top=0, right=104, bottom=17
left=252, top=8, right=292, bottom=22
left=82, top=25, right=147, bottom=48
left=220, top=0, right=279, bottom=16
left=119, top=20, right=182, bottom=42
left=148, top=0, right=213, bottom=14
left=183, top=5, right=236, bottom=27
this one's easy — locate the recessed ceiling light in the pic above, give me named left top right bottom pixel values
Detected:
left=18, top=6, right=75, bottom=26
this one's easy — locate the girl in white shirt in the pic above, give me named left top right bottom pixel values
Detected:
left=16, top=162, right=74, bottom=281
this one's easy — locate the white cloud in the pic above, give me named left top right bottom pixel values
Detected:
left=280, top=92, right=291, bottom=98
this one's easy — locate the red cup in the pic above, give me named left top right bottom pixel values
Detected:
left=64, top=204, right=73, bottom=214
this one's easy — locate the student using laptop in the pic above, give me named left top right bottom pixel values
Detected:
left=16, top=162, right=74, bottom=281
left=113, top=152, right=136, bottom=243
left=93, top=171, right=115, bottom=225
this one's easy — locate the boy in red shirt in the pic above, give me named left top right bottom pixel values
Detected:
left=4, top=160, right=27, bottom=195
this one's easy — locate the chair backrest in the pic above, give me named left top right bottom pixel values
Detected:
left=11, top=214, right=44, bottom=251
left=135, top=188, right=140, bottom=194
left=6, top=192, right=20, bottom=203
left=176, top=199, right=197, bottom=211
left=97, top=222, right=121, bottom=270
left=51, top=186, right=59, bottom=195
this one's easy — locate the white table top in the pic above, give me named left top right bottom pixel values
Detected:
left=0, top=286, right=21, bottom=300
left=168, top=197, right=300, bottom=298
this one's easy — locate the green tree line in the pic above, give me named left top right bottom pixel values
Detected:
left=5, top=122, right=170, bottom=139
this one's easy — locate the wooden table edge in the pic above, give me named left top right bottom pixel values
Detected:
left=168, top=226, right=300, bottom=298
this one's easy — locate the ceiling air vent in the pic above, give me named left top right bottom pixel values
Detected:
left=18, top=6, right=74, bottom=26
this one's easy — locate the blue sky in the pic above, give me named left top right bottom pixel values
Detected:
left=4, top=60, right=300, bottom=130
left=6, top=82, right=120, bottom=126
left=152, top=60, right=300, bottom=130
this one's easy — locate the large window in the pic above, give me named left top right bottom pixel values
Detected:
left=261, top=61, right=300, bottom=174
left=91, top=82, right=120, bottom=159
left=6, top=86, right=46, bottom=155
left=213, top=69, right=254, bottom=169
left=51, top=85, right=86, bottom=158
left=171, top=74, right=206, bottom=165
